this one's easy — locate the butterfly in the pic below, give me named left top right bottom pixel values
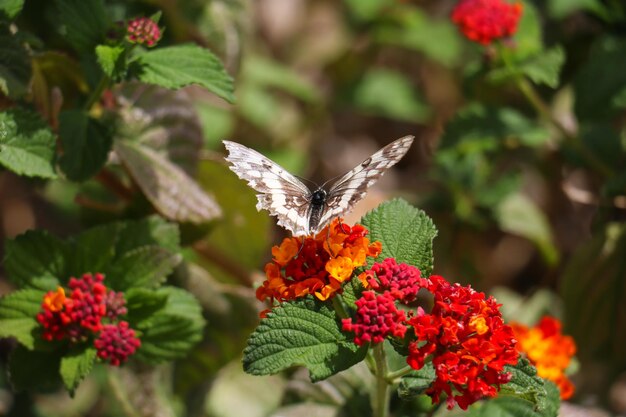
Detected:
left=223, top=136, right=414, bottom=236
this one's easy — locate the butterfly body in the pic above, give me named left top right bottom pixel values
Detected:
left=223, top=136, right=414, bottom=236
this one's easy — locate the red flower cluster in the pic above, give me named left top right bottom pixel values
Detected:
left=407, top=276, right=518, bottom=409
left=95, top=322, right=142, bottom=366
left=511, top=316, right=576, bottom=399
left=36, top=273, right=140, bottom=366
left=257, top=219, right=381, bottom=306
left=451, top=0, right=523, bottom=45
left=127, top=17, right=161, bottom=47
left=360, top=257, right=428, bottom=303
left=342, top=291, right=407, bottom=345
left=343, top=261, right=518, bottom=410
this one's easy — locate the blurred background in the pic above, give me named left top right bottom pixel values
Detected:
left=1, top=0, right=625, bottom=416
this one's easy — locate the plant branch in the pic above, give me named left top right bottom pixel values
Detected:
left=373, top=344, right=390, bottom=417
left=84, top=74, right=111, bottom=111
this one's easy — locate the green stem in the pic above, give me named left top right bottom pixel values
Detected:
left=83, top=74, right=111, bottom=111
left=332, top=295, right=349, bottom=319
left=499, top=45, right=613, bottom=179
left=386, top=365, right=414, bottom=382
left=107, top=370, right=141, bottom=417
left=372, top=344, right=390, bottom=417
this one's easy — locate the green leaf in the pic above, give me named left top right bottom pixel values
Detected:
left=58, top=110, right=112, bottom=181
left=124, top=288, right=168, bottom=326
left=9, top=345, right=61, bottom=391
left=548, top=0, right=608, bottom=19
left=66, top=223, right=120, bottom=279
left=574, top=37, right=626, bottom=122
left=114, top=140, right=221, bottom=224
left=353, top=69, right=429, bottom=122
left=0, top=23, right=32, bottom=98
left=95, top=44, right=126, bottom=79
left=441, top=104, right=550, bottom=149
left=0, top=108, right=57, bottom=178
left=56, top=0, right=109, bottom=54
left=0, top=289, right=45, bottom=349
left=243, top=298, right=367, bottom=382
left=560, top=223, right=626, bottom=367
left=105, top=246, right=182, bottom=290
left=115, top=215, right=180, bottom=255
left=375, top=7, right=461, bottom=67
left=344, top=0, right=392, bottom=21
left=60, top=345, right=97, bottom=394
left=519, top=47, right=565, bottom=88
left=243, top=56, right=321, bottom=103
left=513, top=1, right=543, bottom=59
left=134, top=286, right=205, bottom=364
left=398, top=364, right=436, bottom=400
left=490, top=47, right=565, bottom=88
left=0, top=0, right=25, bottom=19
left=496, top=193, right=558, bottom=266
left=134, top=44, right=235, bottom=103
left=360, top=199, right=437, bottom=276
left=4, top=230, right=65, bottom=289
left=500, top=358, right=548, bottom=407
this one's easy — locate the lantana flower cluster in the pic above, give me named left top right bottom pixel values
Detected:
left=343, top=259, right=519, bottom=410
left=257, top=219, right=382, bottom=305
left=451, top=0, right=523, bottom=45
left=511, top=316, right=576, bottom=399
left=126, top=17, right=161, bottom=47
left=37, top=273, right=141, bottom=366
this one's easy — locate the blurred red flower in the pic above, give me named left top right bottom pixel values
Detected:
left=451, top=0, right=523, bottom=45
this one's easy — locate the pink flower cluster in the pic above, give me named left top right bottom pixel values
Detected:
left=451, top=0, right=523, bottom=45
left=127, top=17, right=161, bottom=47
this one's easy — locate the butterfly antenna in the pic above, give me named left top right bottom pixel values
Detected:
left=294, top=238, right=306, bottom=259
left=295, top=175, right=319, bottom=189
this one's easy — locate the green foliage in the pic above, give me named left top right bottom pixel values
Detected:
left=0, top=23, right=31, bottom=98
left=0, top=289, right=44, bottom=349
left=490, top=47, right=565, bottom=88
left=0, top=0, right=24, bottom=19
left=500, top=359, right=548, bottom=407
left=353, top=69, right=430, bottom=122
left=95, top=45, right=126, bottom=80
left=561, top=223, right=626, bottom=367
left=133, top=287, right=206, bottom=364
left=0, top=108, right=57, bottom=178
left=397, top=364, right=436, bottom=400
left=496, top=193, right=558, bottom=265
left=243, top=297, right=368, bottom=382
left=60, top=345, right=97, bottom=394
left=58, top=110, right=112, bottom=181
left=574, top=37, right=626, bottom=122
left=134, top=44, right=235, bottom=103
left=56, top=0, right=109, bottom=54
left=361, top=198, right=437, bottom=275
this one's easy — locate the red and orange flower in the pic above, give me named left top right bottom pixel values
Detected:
left=37, top=273, right=140, bottom=366
left=511, top=316, right=576, bottom=399
left=256, top=219, right=382, bottom=305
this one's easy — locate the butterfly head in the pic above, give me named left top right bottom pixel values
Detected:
left=310, top=189, right=327, bottom=207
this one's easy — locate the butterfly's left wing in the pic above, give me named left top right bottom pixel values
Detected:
left=316, top=135, right=415, bottom=232
left=223, top=140, right=312, bottom=236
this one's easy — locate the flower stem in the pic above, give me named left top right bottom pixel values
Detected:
left=386, top=364, right=414, bottom=382
left=107, top=370, right=141, bottom=417
left=84, top=74, right=111, bottom=111
left=498, top=45, right=613, bottom=179
left=372, top=344, right=390, bottom=417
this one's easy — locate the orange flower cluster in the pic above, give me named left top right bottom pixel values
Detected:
left=257, top=219, right=382, bottom=304
left=511, top=316, right=576, bottom=399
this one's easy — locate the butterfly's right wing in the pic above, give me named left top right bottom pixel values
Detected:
left=223, top=140, right=312, bottom=236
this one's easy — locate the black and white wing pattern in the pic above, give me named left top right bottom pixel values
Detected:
left=315, top=135, right=414, bottom=232
left=223, top=140, right=312, bottom=236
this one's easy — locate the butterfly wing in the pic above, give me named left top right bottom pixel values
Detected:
left=315, top=135, right=415, bottom=232
left=223, top=140, right=312, bottom=236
